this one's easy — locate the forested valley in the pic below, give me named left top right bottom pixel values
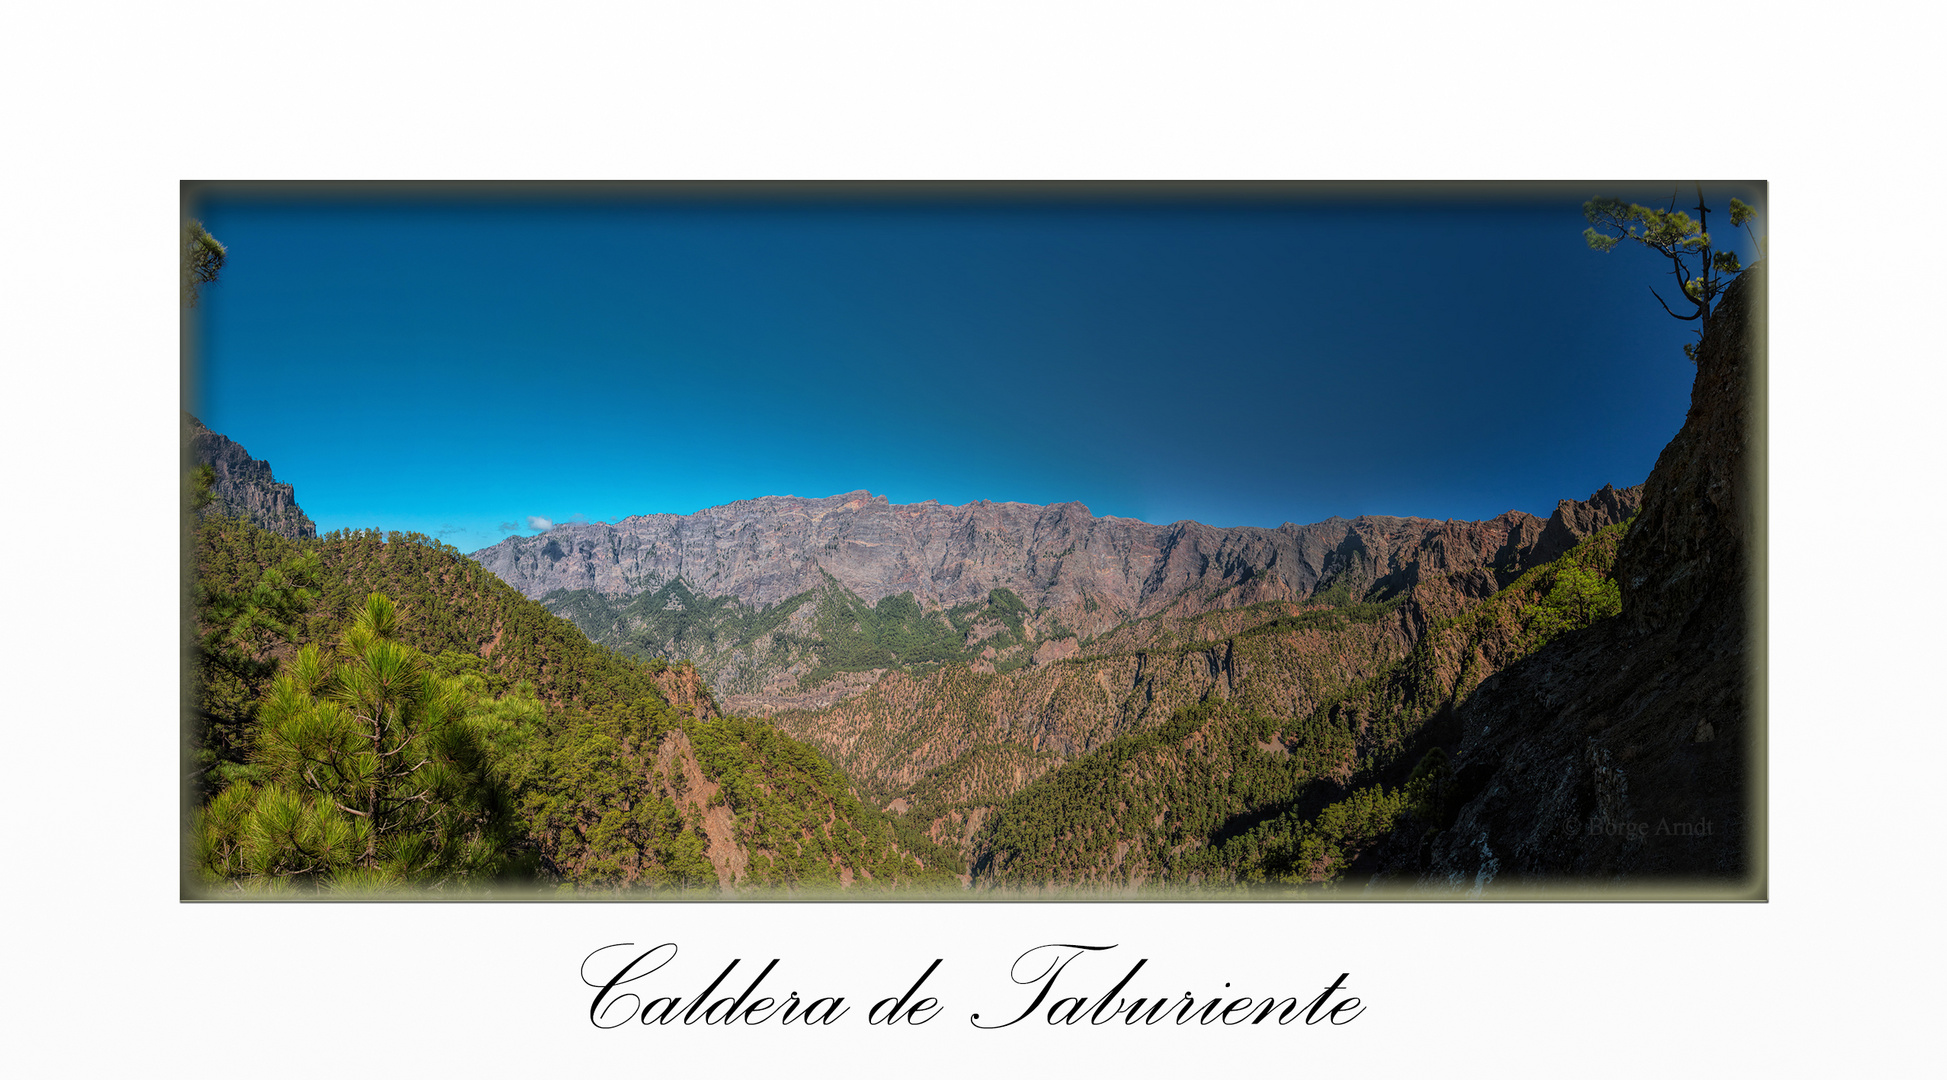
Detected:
left=184, top=436, right=1641, bottom=896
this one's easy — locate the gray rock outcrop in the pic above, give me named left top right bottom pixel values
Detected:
left=184, top=413, right=317, bottom=541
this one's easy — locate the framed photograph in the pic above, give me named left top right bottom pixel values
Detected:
left=26, top=0, right=1937, bottom=1067
left=182, top=181, right=1763, bottom=903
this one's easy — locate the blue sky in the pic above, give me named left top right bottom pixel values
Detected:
left=186, top=184, right=1764, bottom=554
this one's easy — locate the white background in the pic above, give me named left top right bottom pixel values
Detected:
left=4, top=1, right=1941, bottom=1075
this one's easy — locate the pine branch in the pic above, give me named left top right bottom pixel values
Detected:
left=1648, top=287, right=1702, bottom=321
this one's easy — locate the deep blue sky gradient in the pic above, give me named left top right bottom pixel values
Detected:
left=186, top=185, right=1764, bottom=554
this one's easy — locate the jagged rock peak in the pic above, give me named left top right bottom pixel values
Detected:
left=183, top=413, right=317, bottom=541
left=1530, top=483, right=1647, bottom=565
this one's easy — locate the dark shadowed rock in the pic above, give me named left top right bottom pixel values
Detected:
left=1407, top=264, right=1760, bottom=892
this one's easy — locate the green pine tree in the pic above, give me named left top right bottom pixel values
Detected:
left=1584, top=186, right=1761, bottom=361
left=182, top=219, right=226, bottom=307
left=1529, top=565, right=1621, bottom=638
left=196, top=593, right=542, bottom=891
left=189, top=537, right=323, bottom=793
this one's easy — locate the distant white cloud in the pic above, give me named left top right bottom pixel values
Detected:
left=526, top=515, right=553, bottom=532
left=497, top=521, right=519, bottom=533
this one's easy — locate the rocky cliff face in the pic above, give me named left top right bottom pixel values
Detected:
left=184, top=413, right=317, bottom=541
left=472, top=488, right=1641, bottom=649
left=1399, top=267, right=1760, bottom=892
left=471, top=483, right=1642, bottom=727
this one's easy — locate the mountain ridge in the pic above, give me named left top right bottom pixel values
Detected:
left=470, top=486, right=1642, bottom=665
